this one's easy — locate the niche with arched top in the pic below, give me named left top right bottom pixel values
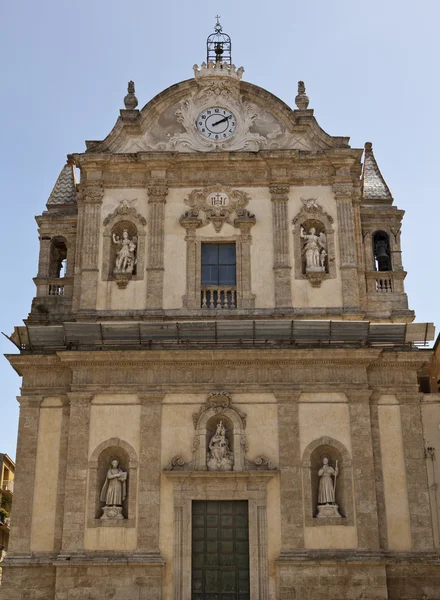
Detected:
left=101, top=204, right=147, bottom=283
left=109, top=220, right=138, bottom=277
left=87, top=438, right=138, bottom=527
left=372, top=230, right=392, bottom=272
left=301, top=436, right=354, bottom=526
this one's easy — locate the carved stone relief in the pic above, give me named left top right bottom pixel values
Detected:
left=164, top=392, right=277, bottom=473
left=293, top=198, right=336, bottom=287
left=180, top=184, right=254, bottom=233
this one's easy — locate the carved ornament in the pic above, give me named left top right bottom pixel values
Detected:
left=148, top=185, right=168, bottom=199
left=192, top=391, right=247, bottom=428
left=103, top=199, right=146, bottom=226
left=332, top=182, right=353, bottom=198
left=81, top=185, right=104, bottom=204
left=269, top=184, right=290, bottom=197
left=292, top=198, right=334, bottom=225
left=181, top=185, right=254, bottom=233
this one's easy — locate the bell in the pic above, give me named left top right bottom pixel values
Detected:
left=215, top=42, right=224, bottom=60
left=375, top=241, right=388, bottom=259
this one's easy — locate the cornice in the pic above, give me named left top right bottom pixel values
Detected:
left=54, top=348, right=382, bottom=367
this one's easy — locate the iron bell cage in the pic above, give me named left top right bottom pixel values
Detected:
left=207, top=20, right=232, bottom=65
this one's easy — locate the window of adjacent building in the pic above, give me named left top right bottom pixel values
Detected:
left=201, top=243, right=236, bottom=286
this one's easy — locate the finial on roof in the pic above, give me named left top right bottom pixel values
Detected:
left=124, top=80, right=138, bottom=110
left=365, top=141, right=373, bottom=152
left=66, top=154, right=75, bottom=166
left=295, top=81, right=310, bottom=110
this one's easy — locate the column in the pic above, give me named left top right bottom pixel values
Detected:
left=146, top=185, right=168, bottom=308
left=333, top=181, right=360, bottom=309
left=347, top=390, right=380, bottom=548
left=61, top=393, right=92, bottom=553
left=269, top=185, right=292, bottom=308
left=8, top=396, right=42, bottom=554
left=78, top=185, right=104, bottom=310
left=398, top=392, right=434, bottom=549
left=276, top=392, right=304, bottom=552
left=137, top=393, right=163, bottom=554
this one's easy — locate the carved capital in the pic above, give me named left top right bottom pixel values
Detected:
left=269, top=184, right=290, bottom=198
left=396, top=392, right=424, bottom=405
left=332, top=182, right=353, bottom=199
left=148, top=185, right=168, bottom=201
left=67, top=392, right=94, bottom=406
left=345, top=390, right=373, bottom=404
left=81, top=185, right=104, bottom=204
left=138, top=393, right=165, bottom=405
left=17, top=395, right=43, bottom=408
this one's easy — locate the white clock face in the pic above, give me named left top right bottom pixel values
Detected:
left=196, top=107, right=237, bottom=141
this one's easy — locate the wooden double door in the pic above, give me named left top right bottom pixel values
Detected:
left=191, top=500, right=250, bottom=600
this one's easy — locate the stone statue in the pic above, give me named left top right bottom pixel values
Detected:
left=316, top=457, right=341, bottom=518
left=301, top=226, right=327, bottom=272
left=112, top=229, right=137, bottom=274
left=100, top=459, right=127, bottom=520
left=207, top=421, right=234, bottom=471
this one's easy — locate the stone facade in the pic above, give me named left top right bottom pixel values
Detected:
left=1, top=44, right=439, bottom=600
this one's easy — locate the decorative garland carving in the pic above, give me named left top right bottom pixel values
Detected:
left=180, top=185, right=254, bottom=233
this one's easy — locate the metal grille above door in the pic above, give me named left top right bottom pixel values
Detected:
left=192, top=500, right=250, bottom=600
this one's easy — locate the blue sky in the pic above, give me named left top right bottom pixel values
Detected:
left=0, top=0, right=439, bottom=459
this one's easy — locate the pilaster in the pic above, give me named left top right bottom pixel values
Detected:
left=369, top=392, right=388, bottom=549
left=7, top=396, right=42, bottom=554
left=137, top=393, right=164, bottom=554
left=61, top=393, right=92, bottom=553
left=180, top=218, right=202, bottom=309
left=276, top=392, right=304, bottom=551
left=397, top=392, right=434, bottom=549
left=347, top=390, right=380, bottom=548
left=234, top=215, right=256, bottom=309
left=269, top=185, right=292, bottom=308
left=333, top=181, right=360, bottom=309
left=146, top=185, right=168, bottom=308
left=78, top=185, right=104, bottom=311
left=53, top=396, right=70, bottom=551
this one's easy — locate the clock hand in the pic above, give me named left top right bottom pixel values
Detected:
left=212, top=115, right=231, bottom=127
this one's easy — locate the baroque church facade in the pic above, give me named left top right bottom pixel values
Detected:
left=2, top=22, right=440, bottom=600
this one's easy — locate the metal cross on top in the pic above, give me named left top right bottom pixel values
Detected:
left=215, top=15, right=222, bottom=32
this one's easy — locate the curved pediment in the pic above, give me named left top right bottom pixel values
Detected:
left=86, top=63, right=350, bottom=154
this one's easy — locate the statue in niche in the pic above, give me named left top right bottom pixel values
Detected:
left=112, top=229, right=137, bottom=274
left=100, top=459, right=127, bottom=520
left=316, top=457, right=341, bottom=518
left=301, top=226, right=327, bottom=272
left=207, top=421, right=234, bottom=472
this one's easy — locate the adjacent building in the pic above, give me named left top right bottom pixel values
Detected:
left=1, top=22, right=440, bottom=600
left=0, top=454, right=15, bottom=555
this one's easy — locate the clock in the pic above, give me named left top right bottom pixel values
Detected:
left=196, top=107, right=237, bottom=140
